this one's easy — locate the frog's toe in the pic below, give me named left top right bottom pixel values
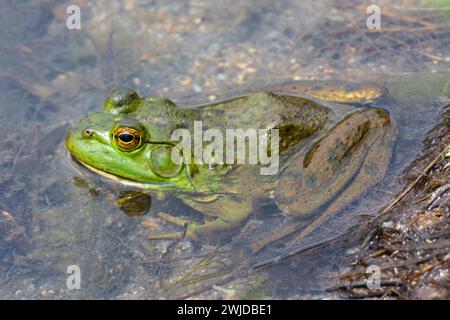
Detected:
left=185, top=219, right=243, bottom=243
left=157, top=212, right=190, bottom=227
left=146, top=225, right=200, bottom=242
left=148, top=211, right=232, bottom=242
left=146, top=212, right=196, bottom=240
left=147, top=232, right=184, bottom=240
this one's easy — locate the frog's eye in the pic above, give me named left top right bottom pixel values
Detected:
left=104, top=88, right=140, bottom=114
left=113, top=127, right=142, bottom=151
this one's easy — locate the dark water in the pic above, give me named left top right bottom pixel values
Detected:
left=0, top=0, right=449, bottom=299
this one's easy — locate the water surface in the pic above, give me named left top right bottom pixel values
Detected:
left=0, top=0, right=449, bottom=299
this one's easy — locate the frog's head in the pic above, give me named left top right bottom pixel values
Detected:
left=65, top=88, right=193, bottom=191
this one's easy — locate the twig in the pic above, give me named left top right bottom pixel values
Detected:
left=379, top=149, right=445, bottom=216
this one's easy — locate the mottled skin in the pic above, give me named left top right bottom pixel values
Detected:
left=66, top=84, right=396, bottom=242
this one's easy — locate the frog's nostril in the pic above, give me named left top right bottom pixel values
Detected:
left=83, top=130, right=94, bottom=138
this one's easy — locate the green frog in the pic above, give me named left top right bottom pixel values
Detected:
left=65, top=83, right=396, bottom=244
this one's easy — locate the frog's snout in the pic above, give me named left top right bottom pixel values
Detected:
left=66, top=125, right=103, bottom=154
left=65, top=127, right=75, bottom=153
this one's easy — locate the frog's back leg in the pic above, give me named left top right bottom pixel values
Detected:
left=273, top=108, right=396, bottom=242
left=246, top=109, right=396, bottom=251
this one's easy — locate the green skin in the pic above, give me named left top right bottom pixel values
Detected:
left=66, top=86, right=396, bottom=242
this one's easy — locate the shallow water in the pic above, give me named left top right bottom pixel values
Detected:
left=0, top=0, right=449, bottom=299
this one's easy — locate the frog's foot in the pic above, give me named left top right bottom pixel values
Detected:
left=147, top=232, right=184, bottom=240
left=272, top=81, right=387, bottom=104
left=147, top=212, right=190, bottom=240
left=184, top=218, right=240, bottom=242
left=149, top=195, right=254, bottom=242
left=147, top=212, right=246, bottom=243
left=305, top=82, right=387, bottom=104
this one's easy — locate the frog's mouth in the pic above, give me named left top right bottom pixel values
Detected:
left=66, top=152, right=185, bottom=191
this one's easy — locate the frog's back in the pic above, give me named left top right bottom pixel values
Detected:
left=197, top=92, right=333, bottom=154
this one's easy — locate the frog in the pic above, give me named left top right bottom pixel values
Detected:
left=65, top=82, right=396, bottom=245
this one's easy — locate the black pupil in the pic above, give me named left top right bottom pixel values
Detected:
left=119, top=133, right=135, bottom=143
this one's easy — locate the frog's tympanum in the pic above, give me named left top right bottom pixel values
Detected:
left=66, top=83, right=396, bottom=243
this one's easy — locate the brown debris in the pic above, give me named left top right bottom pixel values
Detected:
left=337, top=104, right=450, bottom=299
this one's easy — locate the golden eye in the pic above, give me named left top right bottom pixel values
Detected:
left=113, top=127, right=142, bottom=151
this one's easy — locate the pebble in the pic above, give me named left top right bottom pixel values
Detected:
left=193, top=85, right=203, bottom=93
left=179, top=77, right=192, bottom=86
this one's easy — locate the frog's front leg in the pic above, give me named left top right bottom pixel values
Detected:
left=148, top=194, right=253, bottom=242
